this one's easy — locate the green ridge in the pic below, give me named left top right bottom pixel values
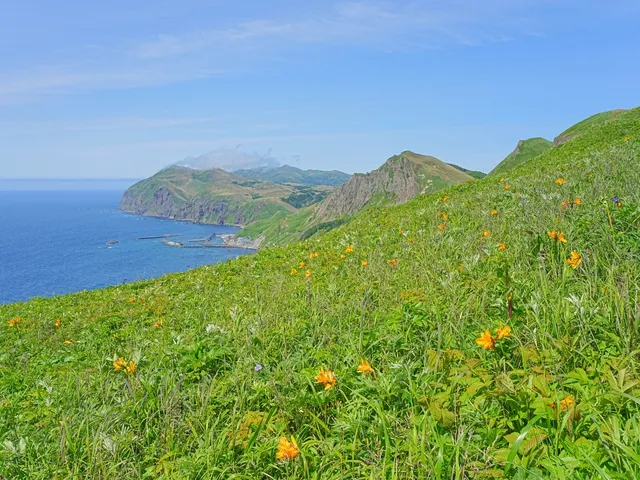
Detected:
left=2, top=108, right=640, bottom=478
left=490, top=137, right=553, bottom=177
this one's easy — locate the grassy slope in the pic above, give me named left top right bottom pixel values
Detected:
left=448, top=163, right=487, bottom=179
left=554, top=109, right=627, bottom=144
left=2, top=109, right=640, bottom=478
left=247, top=152, right=476, bottom=246
left=490, top=137, right=553, bottom=177
left=401, top=151, right=475, bottom=186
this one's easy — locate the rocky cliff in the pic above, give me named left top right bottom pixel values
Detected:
left=120, top=186, right=283, bottom=225
left=314, top=151, right=474, bottom=222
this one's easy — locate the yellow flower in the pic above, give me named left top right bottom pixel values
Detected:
left=126, top=361, right=136, bottom=375
left=290, top=268, right=297, bottom=276
left=499, top=177, right=506, bottom=183
left=555, top=178, right=566, bottom=185
left=113, top=357, right=127, bottom=371
left=399, top=229, right=406, bottom=235
left=361, top=260, right=368, bottom=268
left=408, top=237, right=414, bottom=243
left=496, top=324, right=511, bottom=340
left=491, top=209, right=498, bottom=216
left=561, top=200, right=569, bottom=209
left=309, top=252, right=319, bottom=259
left=305, top=269, right=312, bottom=280
left=573, top=198, right=581, bottom=205
left=475, top=330, right=496, bottom=350
left=498, top=242, right=506, bottom=251
left=624, top=136, right=630, bottom=143
left=483, top=230, right=490, bottom=237
left=438, top=223, right=447, bottom=231
left=64, top=340, right=72, bottom=345
left=8, top=316, right=20, bottom=327
left=442, top=196, right=449, bottom=202
left=299, top=261, right=306, bottom=269
left=559, top=395, right=575, bottom=411
left=504, top=184, right=511, bottom=190
left=54, top=319, right=62, bottom=328
left=549, top=230, right=568, bottom=243
left=315, top=368, right=337, bottom=390
left=438, top=211, right=449, bottom=220
left=387, top=258, right=398, bottom=267
left=345, top=245, right=354, bottom=254
left=153, top=320, right=162, bottom=328
left=276, top=436, right=300, bottom=461
left=357, top=360, right=375, bottom=375
left=566, top=251, right=582, bottom=269
left=340, top=254, right=346, bottom=259
left=128, top=297, right=135, bottom=303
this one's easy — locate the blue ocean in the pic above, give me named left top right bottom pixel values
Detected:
left=0, top=180, right=251, bottom=305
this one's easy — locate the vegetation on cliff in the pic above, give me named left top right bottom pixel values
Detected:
left=119, top=165, right=336, bottom=226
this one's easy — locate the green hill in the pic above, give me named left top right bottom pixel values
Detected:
left=242, top=152, right=476, bottom=246
left=235, top=165, right=351, bottom=187
left=314, top=151, right=475, bottom=222
left=447, top=163, right=487, bottom=179
left=553, top=109, right=628, bottom=146
left=2, top=108, right=640, bottom=478
left=490, top=137, right=553, bottom=177
left=120, top=165, right=334, bottom=226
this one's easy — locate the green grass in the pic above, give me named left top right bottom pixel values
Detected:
left=240, top=208, right=315, bottom=246
left=2, top=108, right=640, bottom=478
left=490, top=137, right=553, bottom=177
left=448, top=163, right=487, bottom=179
left=554, top=109, right=628, bottom=144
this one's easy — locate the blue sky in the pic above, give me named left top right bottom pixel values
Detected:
left=1, top=0, right=639, bottom=179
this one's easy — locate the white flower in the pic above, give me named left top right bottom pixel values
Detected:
left=205, top=324, right=226, bottom=335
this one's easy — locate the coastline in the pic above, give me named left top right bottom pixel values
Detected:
left=119, top=208, right=246, bottom=228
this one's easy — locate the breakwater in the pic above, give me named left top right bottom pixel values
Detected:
left=137, top=234, right=179, bottom=240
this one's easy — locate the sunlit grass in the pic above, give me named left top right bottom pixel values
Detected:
left=1, top=108, right=640, bottom=478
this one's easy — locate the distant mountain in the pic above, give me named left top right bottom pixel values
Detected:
left=119, top=165, right=334, bottom=226
left=447, top=163, right=486, bottom=179
left=490, top=138, right=553, bottom=177
left=314, top=151, right=474, bottom=222
left=235, top=165, right=351, bottom=187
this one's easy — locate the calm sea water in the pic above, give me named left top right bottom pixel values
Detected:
left=0, top=181, right=251, bottom=304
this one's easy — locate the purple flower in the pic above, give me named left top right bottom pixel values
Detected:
left=613, top=196, right=621, bottom=206
left=254, top=364, right=263, bottom=372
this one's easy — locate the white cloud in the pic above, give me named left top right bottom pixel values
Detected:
left=177, top=148, right=280, bottom=171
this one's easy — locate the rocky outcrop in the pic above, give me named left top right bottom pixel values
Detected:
left=313, top=152, right=472, bottom=222
left=314, top=155, right=420, bottom=221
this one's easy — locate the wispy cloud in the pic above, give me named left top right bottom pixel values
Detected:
left=0, top=0, right=626, bottom=102
left=0, top=116, right=219, bottom=136
left=133, top=1, right=543, bottom=59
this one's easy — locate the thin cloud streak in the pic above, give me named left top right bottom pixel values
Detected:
left=133, top=1, right=542, bottom=59
left=0, top=1, right=549, bottom=101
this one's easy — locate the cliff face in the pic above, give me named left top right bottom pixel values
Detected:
left=120, top=186, right=282, bottom=225
left=313, top=151, right=474, bottom=222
